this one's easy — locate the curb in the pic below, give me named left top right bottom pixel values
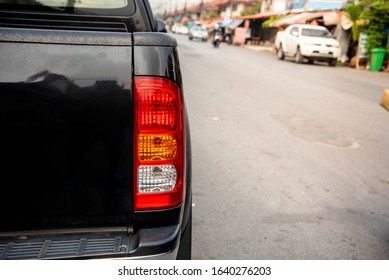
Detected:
left=243, top=45, right=274, bottom=52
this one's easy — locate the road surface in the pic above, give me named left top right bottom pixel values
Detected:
left=175, top=34, right=389, bottom=259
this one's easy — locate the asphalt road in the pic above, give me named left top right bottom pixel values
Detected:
left=174, top=34, right=389, bottom=259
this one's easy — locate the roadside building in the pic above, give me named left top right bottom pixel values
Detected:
left=214, top=0, right=260, bottom=19
left=171, top=0, right=260, bottom=22
left=236, top=12, right=281, bottom=44
left=261, top=0, right=345, bottom=13
left=241, top=0, right=344, bottom=45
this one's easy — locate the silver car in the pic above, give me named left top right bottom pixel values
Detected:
left=189, top=26, right=208, bottom=41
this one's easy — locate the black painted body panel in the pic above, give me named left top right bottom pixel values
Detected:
left=134, top=45, right=180, bottom=83
left=0, top=29, right=133, bottom=231
left=0, top=9, right=191, bottom=258
left=0, top=27, right=133, bottom=45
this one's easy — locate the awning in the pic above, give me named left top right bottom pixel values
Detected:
left=323, top=11, right=340, bottom=26
left=225, top=19, right=244, bottom=30
left=181, top=17, right=189, bottom=24
left=236, top=12, right=280, bottom=20
left=268, top=13, right=298, bottom=27
left=269, top=11, right=340, bottom=27
left=220, top=19, right=233, bottom=27
left=207, top=18, right=224, bottom=29
left=198, top=17, right=223, bottom=26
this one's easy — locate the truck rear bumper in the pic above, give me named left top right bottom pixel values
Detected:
left=0, top=225, right=180, bottom=260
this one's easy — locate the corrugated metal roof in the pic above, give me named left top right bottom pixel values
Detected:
left=269, top=11, right=340, bottom=27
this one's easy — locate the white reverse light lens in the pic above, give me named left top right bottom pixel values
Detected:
left=138, top=165, right=177, bottom=193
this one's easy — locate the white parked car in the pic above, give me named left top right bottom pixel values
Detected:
left=275, top=24, right=340, bottom=66
left=180, top=25, right=189, bottom=35
left=189, top=26, right=208, bottom=41
left=171, top=23, right=189, bottom=34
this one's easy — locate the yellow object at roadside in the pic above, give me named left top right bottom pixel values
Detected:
left=380, top=89, right=389, bottom=111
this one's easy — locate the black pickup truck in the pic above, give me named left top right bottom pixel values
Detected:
left=0, top=0, right=192, bottom=260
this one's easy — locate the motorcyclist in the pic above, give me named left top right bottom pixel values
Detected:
left=212, top=26, right=223, bottom=48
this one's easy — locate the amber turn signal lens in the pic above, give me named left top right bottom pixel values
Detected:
left=138, top=134, right=177, bottom=161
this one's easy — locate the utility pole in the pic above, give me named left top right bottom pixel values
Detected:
left=303, top=0, right=308, bottom=11
left=174, top=0, right=177, bottom=20
left=228, top=0, right=234, bottom=19
left=169, top=0, right=172, bottom=14
left=200, top=0, right=204, bottom=21
left=181, top=0, right=187, bottom=22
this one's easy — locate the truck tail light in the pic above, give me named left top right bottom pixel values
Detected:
left=138, top=134, right=177, bottom=161
left=134, top=77, right=184, bottom=210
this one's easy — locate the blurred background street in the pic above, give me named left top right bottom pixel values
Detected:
left=174, top=34, right=389, bottom=259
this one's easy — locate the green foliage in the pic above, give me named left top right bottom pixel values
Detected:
left=361, top=0, right=389, bottom=50
left=262, top=16, right=285, bottom=28
left=345, top=3, right=363, bottom=42
left=162, top=10, right=169, bottom=21
left=241, top=2, right=261, bottom=16
left=203, top=11, right=219, bottom=20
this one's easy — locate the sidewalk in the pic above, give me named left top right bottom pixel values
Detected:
left=243, top=44, right=274, bottom=52
left=242, top=44, right=389, bottom=75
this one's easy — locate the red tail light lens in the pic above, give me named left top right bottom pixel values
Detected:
left=134, top=77, right=184, bottom=210
left=136, top=78, right=178, bottom=131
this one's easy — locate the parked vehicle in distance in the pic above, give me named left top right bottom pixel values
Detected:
left=189, top=26, right=208, bottom=41
left=172, top=23, right=180, bottom=33
left=275, top=24, right=340, bottom=66
left=172, top=23, right=189, bottom=35
left=0, top=0, right=192, bottom=260
left=224, top=33, right=233, bottom=44
left=180, top=25, right=189, bottom=35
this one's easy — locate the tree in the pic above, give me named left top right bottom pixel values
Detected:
left=203, top=11, right=219, bottom=20
left=241, top=2, right=261, bottom=16
left=344, top=3, right=363, bottom=42
left=361, top=0, right=389, bottom=50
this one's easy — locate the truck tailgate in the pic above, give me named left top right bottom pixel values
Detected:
left=0, top=28, right=134, bottom=231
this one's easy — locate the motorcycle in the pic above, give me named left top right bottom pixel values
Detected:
left=224, top=33, right=232, bottom=45
left=212, top=32, right=222, bottom=48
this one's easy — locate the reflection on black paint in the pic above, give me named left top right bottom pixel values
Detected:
left=134, top=46, right=180, bottom=84
left=0, top=71, right=133, bottom=230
